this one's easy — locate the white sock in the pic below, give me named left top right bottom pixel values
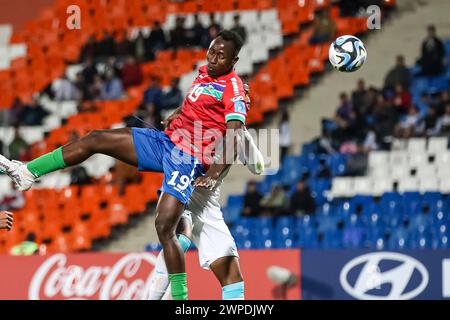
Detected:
left=147, top=251, right=170, bottom=300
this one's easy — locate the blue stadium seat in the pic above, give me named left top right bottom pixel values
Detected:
left=411, top=77, right=430, bottom=95
left=388, top=227, right=409, bottom=249
left=256, top=179, right=272, bottom=195
left=310, top=179, right=331, bottom=205
left=223, top=206, right=242, bottom=224
left=328, top=154, right=347, bottom=176
left=343, top=226, right=364, bottom=248
left=254, top=216, right=274, bottom=228
left=431, top=234, right=449, bottom=249
left=364, top=227, right=385, bottom=248
left=445, top=40, right=450, bottom=56
left=301, top=142, right=317, bottom=155
left=295, top=214, right=316, bottom=230
left=274, top=237, right=297, bottom=249
left=423, top=192, right=442, bottom=203
left=316, top=215, right=339, bottom=233
left=227, top=195, right=244, bottom=208
left=429, top=75, right=449, bottom=93
left=297, top=225, right=318, bottom=248
left=409, top=65, right=422, bottom=76
left=319, top=230, right=343, bottom=249
left=276, top=215, right=294, bottom=227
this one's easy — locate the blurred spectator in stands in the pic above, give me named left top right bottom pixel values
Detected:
left=394, top=106, right=421, bottom=138
left=112, top=161, right=141, bottom=195
left=148, top=20, right=167, bottom=54
left=0, top=181, right=24, bottom=211
left=121, top=55, right=143, bottom=89
left=74, top=72, right=91, bottom=101
left=208, top=13, right=222, bottom=35
left=186, top=14, right=207, bottom=48
left=142, top=76, right=163, bottom=107
left=231, top=15, right=247, bottom=43
left=338, top=0, right=360, bottom=16
left=21, top=97, right=49, bottom=126
left=10, top=232, right=39, bottom=256
left=345, top=148, right=368, bottom=175
left=432, top=91, right=449, bottom=117
left=332, top=92, right=355, bottom=143
left=52, top=74, right=80, bottom=101
left=384, top=55, right=411, bottom=92
left=134, top=30, right=150, bottom=62
left=242, top=181, right=263, bottom=217
left=70, top=166, right=92, bottom=186
left=289, top=180, right=315, bottom=216
left=335, top=93, right=353, bottom=127
left=97, top=30, right=116, bottom=61
left=116, top=30, right=134, bottom=61
left=351, top=79, right=370, bottom=115
left=365, top=86, right=379, bottom=115
left=362, top=127, right=379, bottom=152
left=100, top=72, right=123, bottom=100
left=8, top=97, right=25, bottom=126
left=102, top=56, right=121, bottom=80
left=417, top=25, right=445, bottom=76
left=418, top=106, right=440, bottom=137
left=8, top=127, right=30, bottom=161
left=89, top=74, right=104, bottom=100
left=436, top=102, right=450, bottom=135
left=81, top=57, right=98, bottom=87
left=170, top=16, right=188, bottom=49
left=309, top=10, right=336, bottom=45
left=260, top=184, right=287, bottom=216
left=392, top=84, right=412, bottom=116
left=79, top=35, right=97, bottom=63
left=140, top=103, right=160, bottom=129
left=279, top=110, right=291, bottom=163
left=339, top=0, right=383, bottom=17
left=372, top=94, right=398, bottom=142
left=159, top=78, right=182, bottom=112
left=206, top=13, right=221, bottom=45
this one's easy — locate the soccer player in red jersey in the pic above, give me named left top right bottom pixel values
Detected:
left=0, top=30, right=248, bottom=300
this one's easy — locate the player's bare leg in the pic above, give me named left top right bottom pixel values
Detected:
left=210, top=256, right=245, bottom=300
left=0, top=128, right=137, bottom=191
left=148, top=217, right=192, bottom=300
left=155, top=192, right=189, bottom=300
left=62, top=128, right=138, bottom=166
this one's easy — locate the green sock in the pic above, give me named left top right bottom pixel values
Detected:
left=27, top=147, right=67, bottom=178
left=169, top=273, right=188, bottom=300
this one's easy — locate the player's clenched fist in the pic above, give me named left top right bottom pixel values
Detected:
left=0, top=211, right=13, bottom=231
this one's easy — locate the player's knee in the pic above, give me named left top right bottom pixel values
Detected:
left=155, top=215, right=175, bottom=242
left=83, top=130, right=108, bottom=152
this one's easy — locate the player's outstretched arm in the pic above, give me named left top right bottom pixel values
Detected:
left=0, top=211, right=13, bottom=231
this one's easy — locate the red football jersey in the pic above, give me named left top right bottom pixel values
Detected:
left=165, top=65, right=248, bottom=168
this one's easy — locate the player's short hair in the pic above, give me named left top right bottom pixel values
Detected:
left=216, top=30, right=244, bottom=56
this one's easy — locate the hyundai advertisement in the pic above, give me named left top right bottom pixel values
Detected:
left=301, top=250, right=450, bottom=300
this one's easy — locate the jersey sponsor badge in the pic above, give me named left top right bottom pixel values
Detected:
left=234, top=100, right=247, bottom=114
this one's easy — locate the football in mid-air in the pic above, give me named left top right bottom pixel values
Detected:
left=329, top=35, right=367, bottom=72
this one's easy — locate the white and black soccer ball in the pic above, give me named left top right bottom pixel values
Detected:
left=329, top=35, right=367, bottom=72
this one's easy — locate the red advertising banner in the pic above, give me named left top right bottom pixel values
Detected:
left=0, top=249, right=301, bottom=300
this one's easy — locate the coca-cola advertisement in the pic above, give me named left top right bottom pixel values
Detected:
left=0, top=249, right=301, bottom=300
